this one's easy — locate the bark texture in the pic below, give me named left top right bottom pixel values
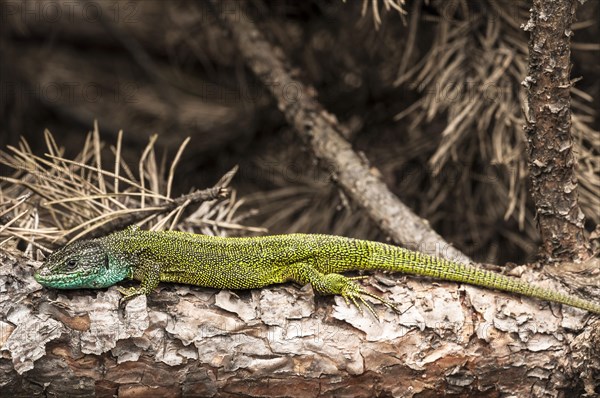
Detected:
left=2, top=250, right=600, bottom=397
left=523, top=0, right=591, bottom=262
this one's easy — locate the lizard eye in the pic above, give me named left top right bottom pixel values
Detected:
left=65, top=259, right=78, bottom=270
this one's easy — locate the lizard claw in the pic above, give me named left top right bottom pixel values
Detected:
left=332, top=276, right=399, bottom=320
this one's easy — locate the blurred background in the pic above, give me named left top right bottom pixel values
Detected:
left=1, top=0, right=598, bottom=264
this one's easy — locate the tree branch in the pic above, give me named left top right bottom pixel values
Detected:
left=523, top=0, right=591, bottom=262
left=211, top=1, right=468, bottom=263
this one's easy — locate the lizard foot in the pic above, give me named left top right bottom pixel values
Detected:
left=320, top=274, right=398, bottom=320
left=116, top=286, right=145, bottom=306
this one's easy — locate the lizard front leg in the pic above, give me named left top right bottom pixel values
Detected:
left=285, top=262, right=398, bottom=319
left=117, top=257, right=160, bottom=303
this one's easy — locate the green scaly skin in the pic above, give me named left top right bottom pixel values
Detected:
left=34, top=226, right=600, bottom=317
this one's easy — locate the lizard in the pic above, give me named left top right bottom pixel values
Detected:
left=34, top=225, right=600, bottom=317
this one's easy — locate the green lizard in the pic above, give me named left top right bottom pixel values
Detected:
left=34, top=226, right=600, bottom=316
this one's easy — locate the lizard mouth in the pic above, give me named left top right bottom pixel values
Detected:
left=33, top=269, right=88, bottom=289
left=34, top=266, right=61, bottom=283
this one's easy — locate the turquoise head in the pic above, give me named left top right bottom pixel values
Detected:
left=35, top=239, right=129, bottom=289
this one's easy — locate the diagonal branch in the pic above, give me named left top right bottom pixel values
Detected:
left=211, top=1, right=468, bottom=263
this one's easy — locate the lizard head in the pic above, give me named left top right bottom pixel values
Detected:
left=35, top=239, right=127, bottom=289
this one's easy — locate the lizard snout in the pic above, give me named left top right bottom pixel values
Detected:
left=34, top=267, right=51, bottom=279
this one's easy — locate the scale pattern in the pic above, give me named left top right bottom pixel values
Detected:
left=35, top=226, right=600, bottom=315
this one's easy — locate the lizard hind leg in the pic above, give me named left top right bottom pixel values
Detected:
left=287, top=262, right=398, bottom=319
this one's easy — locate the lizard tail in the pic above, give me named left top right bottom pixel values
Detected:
left=369, top=243, right=600, bottom=315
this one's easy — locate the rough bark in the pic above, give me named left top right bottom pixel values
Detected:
left=210, top=1, right=469, bottom=264
left=2, top=250, right=600, bottom=397
left=522, top=0, right=591, bottom=262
